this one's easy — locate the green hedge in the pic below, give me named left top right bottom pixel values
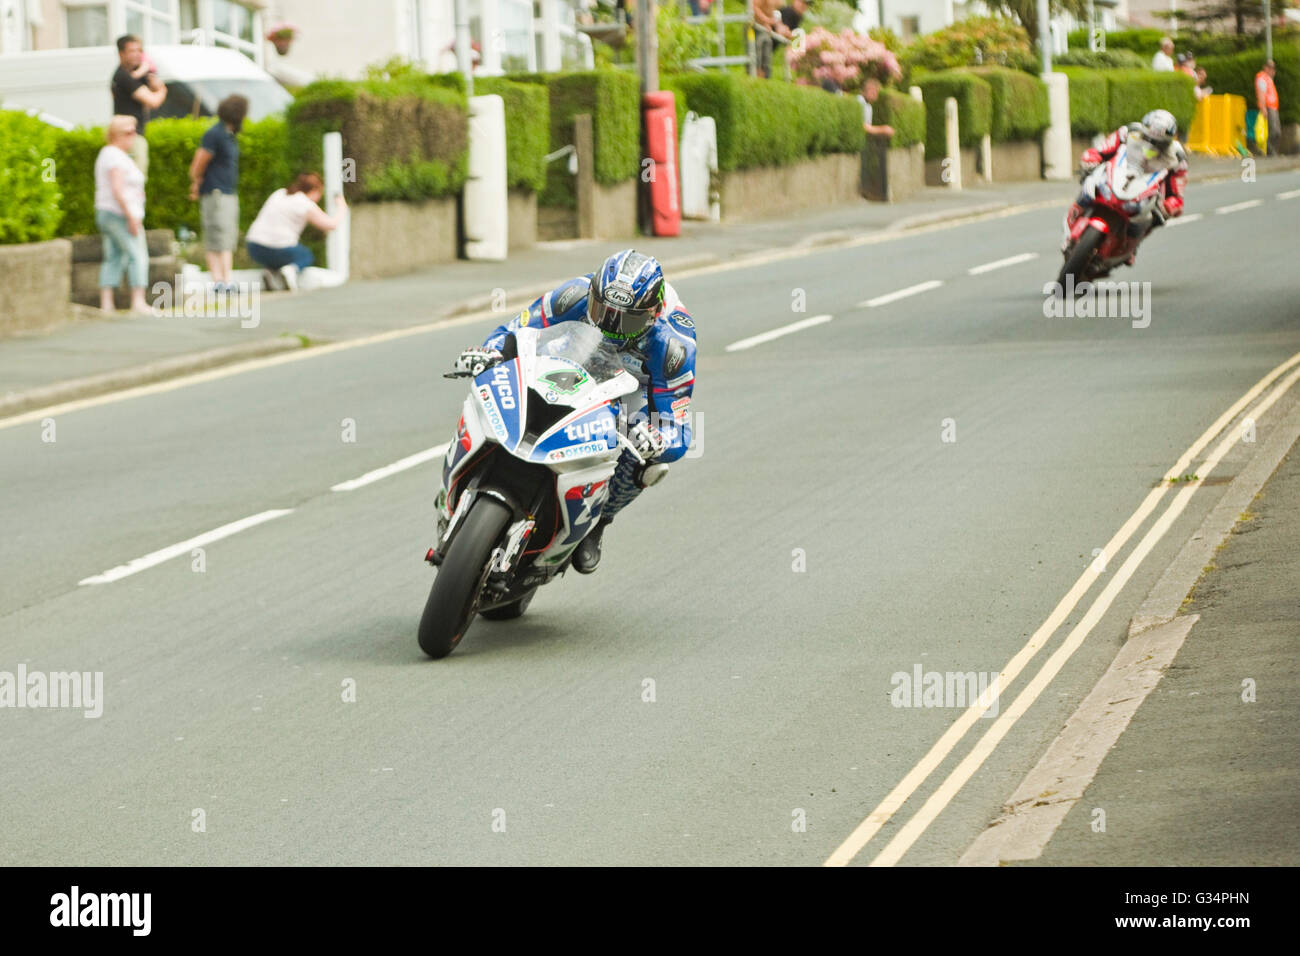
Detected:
left=1054, top=67, right=1109, bottom=137
left=1200, top=45, right=1300, bottom=125
left=668, top=73, right=864, bottom=173
left=236, top=116, right=290, bottom=233
left=1066, top=28, right=1165, bottom=57
left=1104, top=69, right=1196, bottom=139
left=1066, top=28, right=1294, bottom=60
left=541, top=70, right=641, bottom=208
left=44, top=117, right=299, bottom=238
left=286, top=76, right=469, bottom=203
left=143, top=117, right=208, bottom=233
left=914, top=71, right=992, bottom=156
left=0, top=110, right=62, bottom=244
left=474, top=76, right=549, bottom=193
left=50, top=126, right=101, bottom=237
left=967, top=66, right=1050, bottom=142
left=1052, top=48, right=1149, bottom=70
left=875, top=88, right=926, bottom=149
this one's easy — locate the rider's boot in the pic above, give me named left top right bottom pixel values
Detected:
left=572, top=517, right=612, bottom=574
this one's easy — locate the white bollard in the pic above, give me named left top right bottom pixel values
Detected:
left=465, top=94, right=509, bottom=261
left=323, top=132, right=350, bottom=281
left=1041, top=72, right=1073, bottom=181
left=944, top=96, right=962, bottom=191
left=980, top=132, right=993, bottom=182
left=909, top=85, right=923, bottom=103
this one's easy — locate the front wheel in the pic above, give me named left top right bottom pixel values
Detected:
left=1058, top=225, right=1105, bottom=292
left=479, top=587, right=538, bottom=621
left=418, top=496, right=512, bottom=659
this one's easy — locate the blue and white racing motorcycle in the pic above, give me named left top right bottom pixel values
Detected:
left=419, top=322, right=663, bottom=658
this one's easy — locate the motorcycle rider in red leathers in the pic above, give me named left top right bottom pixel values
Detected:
left=1065, top=109, right=1188, bottom=267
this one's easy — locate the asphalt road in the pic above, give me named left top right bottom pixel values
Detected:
left=3, top=171, right=1298, bottom=865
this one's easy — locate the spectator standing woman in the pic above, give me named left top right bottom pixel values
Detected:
left=189, top=94, right=248, bottom=293
left=110, top=35, right=166, bottom=178
left=245, top=172, right=348, bottom=291
left=1256, top=60, right=1281, bottom=157
left=94, top=116, right=151, bottom=314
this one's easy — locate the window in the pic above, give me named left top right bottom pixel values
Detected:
left=899, top=16, right=920, bottom=43
left=121, top=0, right=179, bottom=46
left=180, top=0, right=261, bottom=65
left=212, top=0, right=253, bottom=42
left=64, top=4, right=110, bottom=47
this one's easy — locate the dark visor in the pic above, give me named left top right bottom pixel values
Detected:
left=589, top=297, right=652, bottom=338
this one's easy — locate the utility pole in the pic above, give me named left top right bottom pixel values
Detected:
left=636, top=0, right=659, bottom=95
left=1265, top=0, right=1273, bottom=61
left=1037, top=0, right=1051, bottom=74
left=454, top=0, right=474, bottom=96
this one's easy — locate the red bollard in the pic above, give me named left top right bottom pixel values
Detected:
left=643, top=91, right=681, bottom=237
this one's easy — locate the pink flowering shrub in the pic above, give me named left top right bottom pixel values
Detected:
left=786, top=27, right=903, bottom=93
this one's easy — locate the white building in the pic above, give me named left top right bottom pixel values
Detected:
left=0, top=0, right=592, bottom=80
left=851, top=0, right=1129, bottom=51
left=5, top=0, right=268, bottom=59
left=258, top=0, right=592, bottom=82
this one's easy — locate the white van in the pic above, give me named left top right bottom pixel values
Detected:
left=0, top=44, right=292, bottom=129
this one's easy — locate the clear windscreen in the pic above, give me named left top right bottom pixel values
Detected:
left=534, top=323, right=627, bottom=385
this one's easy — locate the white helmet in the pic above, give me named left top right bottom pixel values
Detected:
left=1140, top=109, right=1178, bottom=150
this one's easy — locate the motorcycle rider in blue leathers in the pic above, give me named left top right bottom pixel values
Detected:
left=451, top=249, right=697, bottom=573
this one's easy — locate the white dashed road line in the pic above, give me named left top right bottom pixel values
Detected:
left=724, top=314, right=833, bottom=352
left=1165, top=212, right=1202, bottom=227
left=1215, top=199, right=1263, bottom=215
left=967, top=252, right=1038, bottom=275
left=78, top=509, right=294, bottom=585
left=1277, top=188, right=1300, bottom=200
left=859, top=280, right=943, bottom=309
left=331, top=444, right=451, bottom=491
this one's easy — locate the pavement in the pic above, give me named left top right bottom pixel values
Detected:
left=1, top=154, right=1298, bottom=866
left=4, top=152, right=1295, bottom=418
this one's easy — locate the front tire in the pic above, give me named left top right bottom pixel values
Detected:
left=418, top=496, right=512, bottom=659
left=479, top=587, right=538, bottom=621
left=1058, top=225, right=1105, bottom=292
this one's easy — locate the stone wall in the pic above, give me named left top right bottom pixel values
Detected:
left=717, top=153, right=861, bottom=221
left=862, top=142, right=926, bottom=203
left=0, top=238, right=72, bottom=335
left=69, top=230, right=176, bottom=309
left=348, top=198, right=458, bottom=279
left=507, top=188, right=537, bottom=251
left=925, top=146, right=978, bottom=187
left=988, top=140, right=1043, bottom=182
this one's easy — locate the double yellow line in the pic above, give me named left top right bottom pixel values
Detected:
left=826, top=349, right=1300, bottom=867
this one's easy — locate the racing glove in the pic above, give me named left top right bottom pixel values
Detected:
left=628, top=421, right=667, bottom=460
left=451, top=346, right=504, bottom=377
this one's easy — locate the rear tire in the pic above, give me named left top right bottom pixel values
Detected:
left=1058, top=225, right=1105, bottom=292
left=418, top=496, right=512, bottom=659
left=479, top=587, right=538, bottom=621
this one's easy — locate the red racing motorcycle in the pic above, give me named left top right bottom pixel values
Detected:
left=1057, top=135, right=1174, bottom=291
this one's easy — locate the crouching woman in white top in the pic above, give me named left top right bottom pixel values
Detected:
left=244, top=172, right=347, bottom=290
